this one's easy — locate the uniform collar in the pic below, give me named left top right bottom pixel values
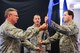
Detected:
left=64, top=21, right=74, bottom=25
left=5, top=19, right=14, bottom=26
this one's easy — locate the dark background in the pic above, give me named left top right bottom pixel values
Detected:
left=0, top=0, right=60, bottom=53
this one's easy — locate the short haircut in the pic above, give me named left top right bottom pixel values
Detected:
left=4, top=8, right=17, bottom=17
left=65, top=10, right=74, bottom=19
left=34, top=15, right=40, bottom=18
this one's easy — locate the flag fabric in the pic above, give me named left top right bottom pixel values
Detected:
left=63, top=0, right=68, bottom=12
left=48, top=0, right=54, bottom=26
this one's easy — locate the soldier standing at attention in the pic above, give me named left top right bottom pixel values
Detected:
left=40, top=10, right=79, bottom=53
left=24, top=15, right=51, bottom=53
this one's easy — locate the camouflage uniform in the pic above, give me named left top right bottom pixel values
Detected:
left=0, top=20, right=39, bottom=53
left=43, top=21, right=79, bottom=53
left=24, top=25, right=51, bottom=53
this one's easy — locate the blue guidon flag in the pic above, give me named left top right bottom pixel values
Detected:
left=48, top=0, right=54, bottom=26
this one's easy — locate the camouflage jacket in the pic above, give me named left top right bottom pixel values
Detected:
left=0, top=20, right=39, bottom=53
left=44, top=21, right=79, bottom=53
left=24, top=25, right=51, bottom=53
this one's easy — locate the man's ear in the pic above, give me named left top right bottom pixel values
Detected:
left=70, top=15, right=72, bottom=18
left=8, top=14, right=11, bottom=17
left=33, top=18, right=34, bottom=22
left=7, top=14, right=9, bottom=18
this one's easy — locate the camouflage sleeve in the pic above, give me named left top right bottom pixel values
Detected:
left=21, top=27, right=39, bottom=50
left=4, top=26, right=39, bottom=40
left=50, top=20, right=79, bottom=35
left=21, top=40, right=37, bottom=50
left=25, top=27, right=39, bottom=39
left=44, top=30, right=49, bottom=37
left=43, top=32, right=61, bottom=44
left=44, top=30, right=51, bottom=50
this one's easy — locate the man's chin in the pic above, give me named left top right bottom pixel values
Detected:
left=14, top=21, right=17, bottom=24
left=36, top=23, right=40, bottom=25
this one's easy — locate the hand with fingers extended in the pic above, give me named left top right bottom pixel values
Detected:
left=39, top=40, right=46, bottom=45
left=35, top=47, right=42, bottom=52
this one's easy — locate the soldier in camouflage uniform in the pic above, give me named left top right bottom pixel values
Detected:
left=41, top=10, right=79, bottom=53
left=24, top=15, right=51, bottom=53
left=0, top=8, right=41, bottom=53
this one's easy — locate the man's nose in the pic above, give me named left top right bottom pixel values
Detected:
left=17, top=17, right=19, bottom=19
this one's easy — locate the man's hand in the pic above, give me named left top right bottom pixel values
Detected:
left=35, top=47, right=42, bottom=51
left=39, top=23, right=48, bottom=31
left=46, top=51, right=49, bottom=53
left=45, top=16, right=48, bottom=24
left=39, top=40, right=46, bottom=45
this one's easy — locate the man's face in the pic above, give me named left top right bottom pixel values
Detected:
left=63, top=11, right=70, bottom=22
left=33, top=15, right=41, bottom=25
left=8, top=11, right=19, bottom=24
